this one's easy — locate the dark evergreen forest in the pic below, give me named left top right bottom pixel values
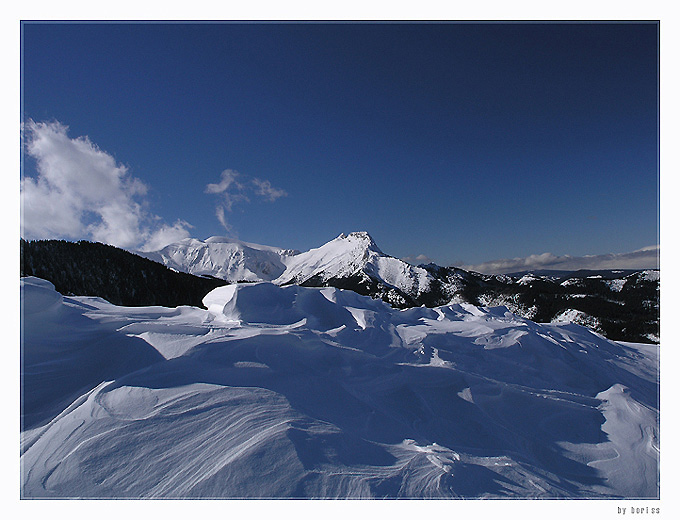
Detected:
left=21, top=239, right=227, bottom=308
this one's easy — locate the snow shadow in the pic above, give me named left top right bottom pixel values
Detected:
left=21, top=280, right=657, bottom=497
left=102, top=328, right=613, bottom=496
left=21, top=278, right=165, bottom=430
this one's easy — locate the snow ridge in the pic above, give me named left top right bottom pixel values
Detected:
left=21, top=277, right=659, bottom=498
left=275, top=231, right=433, bottom=297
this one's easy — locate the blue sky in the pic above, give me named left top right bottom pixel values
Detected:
left=21, top=22, right=659, bottom=268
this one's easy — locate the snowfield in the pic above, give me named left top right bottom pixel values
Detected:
left=20, top=276, right=659, bottom=498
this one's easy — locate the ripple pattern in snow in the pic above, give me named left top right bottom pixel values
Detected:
left=21, top=277, right=659, bottom=498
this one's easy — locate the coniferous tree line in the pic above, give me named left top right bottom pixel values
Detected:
left=21, top=239, right=227, bottom=308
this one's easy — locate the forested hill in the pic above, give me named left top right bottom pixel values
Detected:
left=20, top=239, right=227, bottom=308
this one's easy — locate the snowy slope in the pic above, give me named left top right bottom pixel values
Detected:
left=140, top=232, right=434, bottom=303
left=275, top=232, right=433, bottom=297
left=21, top=277, right=659, bottom=498
left=138, top=236, right=299, bottom=282
left=275, top=231, right=384, bottom=284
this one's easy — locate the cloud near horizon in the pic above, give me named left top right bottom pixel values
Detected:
left=205, top=169, right=287, bottom=231
left=21, top=120, right=192, bottom=251
left=401, top=254, right=436, bottom=266
left=458, top=246, right=660, bottom=274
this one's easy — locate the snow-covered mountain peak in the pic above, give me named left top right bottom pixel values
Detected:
left=201, top=235, right=299, bottom=255
left=274, top=232, right=381, bottom=285
left=139, top=231, right=435, bottom=304
left=333, top=231, right=382, bottom=253
left=275, top=232, right=434, bottom=302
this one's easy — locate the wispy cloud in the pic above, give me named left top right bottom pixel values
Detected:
left=21, top=120, right=192, bottom=251
left=205, top=169, right=249, bottom=211
left=214, top=206, right=233, bottom=233
left=205, top=169, right=287, bottom=230
left=252, top=178, right=287, bottom=201
left=458, top=246, right=660, bottom=274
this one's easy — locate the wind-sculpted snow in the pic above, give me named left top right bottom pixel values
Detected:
left=21, top=277, right=165, bottom=430
left=21, top=277, right=659, bottom=498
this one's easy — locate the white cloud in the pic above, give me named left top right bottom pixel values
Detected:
left=402, top=253, right=436, bottom=265
left=204, top=169, right=249, bottom=212
left=459, top=246, right=660, bottom=274
left=21, top=120, right=192, bottom=251
left=252, top=178, right=287, bottom=201
left=206, top=169, right=287, bottom=231
left=205, top=168, right=239, bottom=194
left=140, top=220, right=194, bottom=252
left=214, top=206, right=233, bottom=233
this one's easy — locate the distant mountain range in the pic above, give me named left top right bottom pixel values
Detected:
left=503, top=269, right=646, bottom=280
left=21, top=232, right=659, bottom=344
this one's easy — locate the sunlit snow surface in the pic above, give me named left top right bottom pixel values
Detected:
left=21, top=277, right=659, bottom=498
left=140, top=232, right=434, bottom=297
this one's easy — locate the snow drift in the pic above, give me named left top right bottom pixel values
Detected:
left=20, top=277, right=659, bottom=498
